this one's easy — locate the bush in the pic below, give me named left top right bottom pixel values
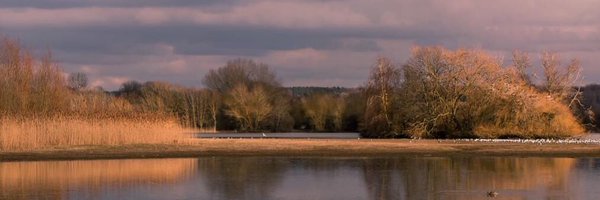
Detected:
left=362, top=47, right=585, bottom=138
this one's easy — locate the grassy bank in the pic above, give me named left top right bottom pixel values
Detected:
left=2, top=139, right=600, bottom=161
left=0, top=117, right=189, bottom=151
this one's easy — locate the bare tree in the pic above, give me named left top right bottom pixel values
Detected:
left=68, top=72, right=88, bottom=91
left=331, top=96, right=346, bottom=131
left=363, top=57, right=402, bottom=136
left=225, top=84, right=272, bottom=131
left=269, top=93, right=293, bottom=131
left=302, top=93, right=346, bottom=131
left=383, top=46, right=585, bottom=139
left=540, top=52, right=582, bottom=104
left=512, top=50, right=532, bottom=84
left=0, top=39, right=69, bottom=116
left=203, top=58, right=280, bottom=93
left=0, top=37, right=33, bottom=114
left=207, top=90, right=221, bottom=132
left=302, top=94, right=329, bottom=131
left=30, top=53, right=70, bottom=115
left=203, top=58, right=292, bottom=131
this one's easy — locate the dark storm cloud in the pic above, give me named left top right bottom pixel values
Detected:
left=6, top=24, right=383, bottom=59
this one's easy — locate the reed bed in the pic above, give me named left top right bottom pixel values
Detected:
left=0, top=116, right=190, bottom=151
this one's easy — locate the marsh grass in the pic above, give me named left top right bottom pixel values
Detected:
left=0, top=116, right=190, bottom=151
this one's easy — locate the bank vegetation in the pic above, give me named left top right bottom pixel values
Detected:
left=362, top=47, right=586, bottom=138
left=0, top=37, right=187, bottom=151
left=0, top=36, right=593, bottom=151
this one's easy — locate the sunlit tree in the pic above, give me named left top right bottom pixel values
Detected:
left=225, top=84, right=273, bottom=131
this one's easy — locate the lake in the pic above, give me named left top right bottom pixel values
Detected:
left=197, top=132, right=361, bottom=139
left=1, top=156, right=599, bottom=200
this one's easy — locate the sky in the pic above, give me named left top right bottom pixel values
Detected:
left=1, top=0, right=599, bottom=90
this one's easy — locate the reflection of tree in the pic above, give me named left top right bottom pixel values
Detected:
left=0, top=158, right=196, bottom=200
left=576, top=158, right=600, bottom=170
left=361, top=159, right=404, bottom=200
left=361, top=157, right=575, bottom=200
left=197, top=157, right=287, bottom=200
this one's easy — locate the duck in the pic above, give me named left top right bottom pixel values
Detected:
left=487, top=191, right=498, bottom=198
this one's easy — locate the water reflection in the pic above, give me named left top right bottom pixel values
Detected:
left=1, top=156, right=599, bottom=200
left=0, top=158, right=196, bottom=200
left=197, top=157, right=287, bottom=199
left=360, top=157, right=575, bottom=199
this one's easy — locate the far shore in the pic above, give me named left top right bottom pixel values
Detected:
left=2, top=138, right=600, bottom=161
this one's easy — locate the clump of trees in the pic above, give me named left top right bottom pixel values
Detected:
left=301, top=93, right=346, bottom=131
left=115, top=81, right=220, bottom=130
left=362, top=47, right=585, bottom=138
left=132, top=59, right=357, bottom=133
left=0, top=37, right=70, bottom=116
left=0, top=36, right=170, bottom=122
left=203, top=59, right=293, bottom=132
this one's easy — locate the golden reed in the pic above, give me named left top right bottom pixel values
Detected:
left=0, top=116, right=190, bottom=151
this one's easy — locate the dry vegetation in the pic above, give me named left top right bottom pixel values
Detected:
left=0, top=116, right=188, bottom=151
left=363, top=47, right=586, bottom=138
left=0, top=34, right=590, bottom=151
left=302, top=93, right=346, bottom=131
left=0, top=37, right=188, bottom=151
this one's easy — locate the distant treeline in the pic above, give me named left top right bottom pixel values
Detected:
left=288, top=87, right=353, bottom=97
left=0, top=36, right=594, bottom=138
left=112, top=60, right=362, bottom=132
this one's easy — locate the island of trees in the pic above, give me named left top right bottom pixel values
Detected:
left=0, top=36, right=595, bottom=150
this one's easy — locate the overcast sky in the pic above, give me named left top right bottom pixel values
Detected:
left=1, top=0, right=599, bottom=90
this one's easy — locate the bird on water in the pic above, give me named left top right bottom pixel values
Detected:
left=487, top=191, right=498, bottom=198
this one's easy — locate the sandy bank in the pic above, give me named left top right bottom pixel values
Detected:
left=2, top=138, right=600, bottom=161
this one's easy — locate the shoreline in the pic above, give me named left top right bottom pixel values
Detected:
left=2, top=138, right=600, bottom=162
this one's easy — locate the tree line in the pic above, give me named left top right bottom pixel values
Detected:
left=115, top=59, right=360, bottom=132
left=116, top=47, right=590, bottom=139
left=1, top=36, right=592, bottom=138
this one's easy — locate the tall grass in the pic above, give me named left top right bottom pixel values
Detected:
left=0, top=116, right=189, bottom=151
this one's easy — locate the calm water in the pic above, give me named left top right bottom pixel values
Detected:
left=197, top=132, right=360, bottom=139
left=1, top=156, right=600, bottom=200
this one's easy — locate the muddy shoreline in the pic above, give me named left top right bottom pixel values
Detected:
left=2, top=139, right=600, bottom=161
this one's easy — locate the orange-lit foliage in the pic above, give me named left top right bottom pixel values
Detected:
left=0, top=37, right=187, bottom=151
left=363, top=46, right=585, bottom=138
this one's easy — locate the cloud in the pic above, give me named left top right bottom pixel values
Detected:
left=0, top=0, right=235, bottom=9
left=2, top=0, right=600, bottom=89
left=0, top=4, right=370, bottom=29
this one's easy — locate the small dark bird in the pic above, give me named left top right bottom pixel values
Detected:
left=487, top=191, right=498, bottom=198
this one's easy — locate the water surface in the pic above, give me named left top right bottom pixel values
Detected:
left=197, top=132, right=360, bottom=139
left=1, top=156, right=600, bottom=200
